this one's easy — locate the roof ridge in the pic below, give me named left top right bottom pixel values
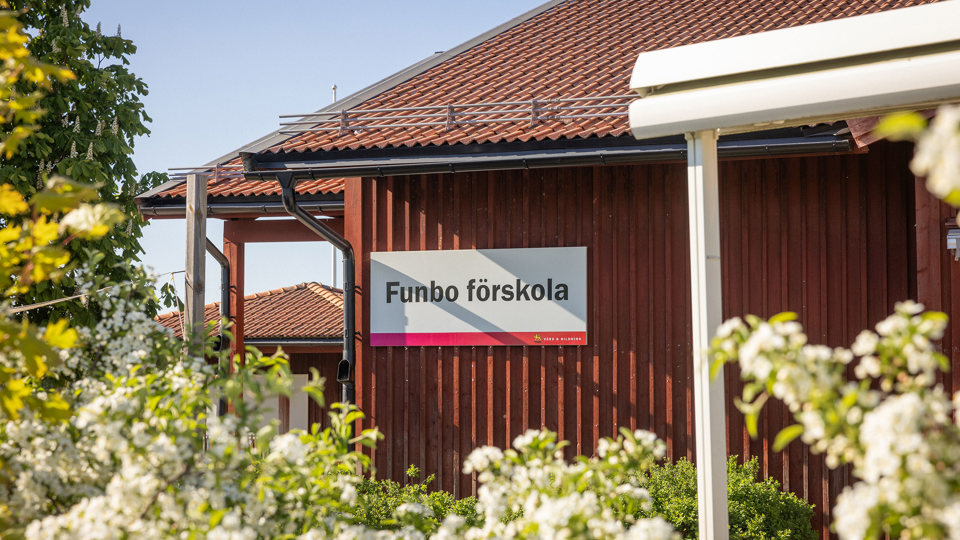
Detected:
left=306, top=281, right=345, bottom=308
left=246, top=282, right=310, bottom=301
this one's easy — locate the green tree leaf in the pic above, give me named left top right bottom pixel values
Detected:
left=772, top=424, right=804, bottom=451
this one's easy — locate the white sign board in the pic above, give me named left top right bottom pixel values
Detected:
left=370, top=247, right=587, bottom=347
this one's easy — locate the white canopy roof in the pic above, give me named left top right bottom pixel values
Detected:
left=628, top=1, right=960, bottom=138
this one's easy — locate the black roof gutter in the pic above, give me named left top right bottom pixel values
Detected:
left=138, top=200, right=344, bottom=219
left=137, top=134, right=851, bottom=217
left=243, top=135, right=852, bottom=182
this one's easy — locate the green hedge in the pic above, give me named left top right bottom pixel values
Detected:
left=353, top=466, right=480, bottom=534
left=640, top=456, right=815, bottom=540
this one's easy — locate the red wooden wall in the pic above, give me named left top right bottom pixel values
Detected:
left=719, top=141, right=918, bottom=535
left=343, top=141, right=921, bottom=538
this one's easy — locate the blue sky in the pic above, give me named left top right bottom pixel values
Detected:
left=81, top=0, right=545, bottom=304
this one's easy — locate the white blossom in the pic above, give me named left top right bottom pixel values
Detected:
left=913, top=105, right=960, bottom=202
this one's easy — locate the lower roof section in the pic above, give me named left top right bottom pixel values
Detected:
left=155, top=282, right=344, bottom=342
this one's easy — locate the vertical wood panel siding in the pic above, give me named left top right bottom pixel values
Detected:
left=345, top=142, right=916, bottom=539
left=349, top=165, right=694, bottom=494
left=719, top=141, right=916, bottom=537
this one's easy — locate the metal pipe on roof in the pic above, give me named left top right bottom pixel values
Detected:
left=275, top=171, right=357, bottom=411
left=278, top=105, right=632, bottom=127
left=280, top=94, right=638, bottom=118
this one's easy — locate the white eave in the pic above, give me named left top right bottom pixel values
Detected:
left=628, top=1, right=960, bottom=139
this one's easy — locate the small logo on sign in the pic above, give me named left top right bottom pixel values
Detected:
left=533, top=334, right=542, bottom=343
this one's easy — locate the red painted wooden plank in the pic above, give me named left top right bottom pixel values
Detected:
left=223, top=235, right=244, bottom=373
left=615, top=167, right=631, bottom=433
left=649, top=164, right=668, bottom=455
left=626, top=166, right=639, bottom=433
left=597, top=166, right=612, bottom=444
left=223, top=217, right=343, bottom=243
left=671, top=162, right=693, bottom=462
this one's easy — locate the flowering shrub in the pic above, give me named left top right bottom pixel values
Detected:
left=711, top=302, right=960, bottom=539
left=452, top=428, right=680, bottom=539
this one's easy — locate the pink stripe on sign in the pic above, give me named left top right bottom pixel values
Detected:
left=370, top=331, right=587, bottom=347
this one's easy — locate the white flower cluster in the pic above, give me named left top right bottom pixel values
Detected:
left=712, top=301, right=960, bottom=539
left=912, top=105, right=960, bottom=203
left=454, top=428, right=679, bottom=540
left=0, top=270, right=377, bottom=539
left=2, top=267, right=682, bottom=539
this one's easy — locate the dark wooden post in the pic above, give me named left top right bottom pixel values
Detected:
left=223, top=227, right=245, bottom=369
left=184, top=173, right=206, bottom=352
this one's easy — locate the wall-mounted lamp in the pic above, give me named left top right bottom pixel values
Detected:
left=947, top=229, right=960, bottom=261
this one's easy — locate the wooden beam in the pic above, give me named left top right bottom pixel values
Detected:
left=184, top=174, right=207, bottom=352
left=224, top=235, right=245, bottom=369
left=223, top=217, right=344, bottom=243
left=253, top=345, right=343, bottom=355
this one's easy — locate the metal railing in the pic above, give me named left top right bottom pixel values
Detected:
left=278, top=94, right=634, bottom=135
left=166, top=95, right=636, bottom=178
left=167, top=164, right=247, bottom=180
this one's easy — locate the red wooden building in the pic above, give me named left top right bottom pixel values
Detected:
left=136, top=0, right=958, bottom=536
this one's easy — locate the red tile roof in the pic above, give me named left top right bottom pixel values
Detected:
left=265, top=0, right=941, bottom=155
left=140, top=0, right=940, bottom=206
left=149, top=173, right=345, bottom=200
left=155, top=282, right=343, bottom=341
left=177, top=176, right=341, bottom=199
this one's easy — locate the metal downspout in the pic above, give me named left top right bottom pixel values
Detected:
left=275, top=171, right=356, bottom=407
left=205, top=239, right=230, bottom=416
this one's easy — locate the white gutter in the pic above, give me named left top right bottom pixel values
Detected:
left=629, top=1, right=960, bottom=138
left=629, top=49, right=960, bottom=139
left=630, top=2, right=960, bottom=96
left=627, top=3, right=960, bottom=539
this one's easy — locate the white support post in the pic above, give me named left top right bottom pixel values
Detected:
left=686, top=130, right=728, bottom=540
left=185, top=173, right=207, bottom=352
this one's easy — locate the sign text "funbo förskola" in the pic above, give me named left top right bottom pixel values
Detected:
left=385, top=278, right=570, bottom=304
